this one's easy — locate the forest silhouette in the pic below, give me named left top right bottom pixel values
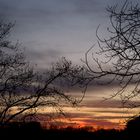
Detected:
left=0, top=116, right=139, bottom=140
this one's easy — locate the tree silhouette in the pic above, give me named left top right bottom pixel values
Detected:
left=126, top=116, right=140, bottom=131
left=83, top=0, right=140, bottom=109
left=0, top=22, right=86, bottom=125
left=125, top=115, right=140, bottom=138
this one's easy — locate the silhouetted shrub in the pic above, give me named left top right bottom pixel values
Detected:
left=125, top=116, right=140, bottom=138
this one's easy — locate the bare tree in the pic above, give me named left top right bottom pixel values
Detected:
left=0, top=22, right=86, bottom=125
left=84, top=1, right=140, bottom=110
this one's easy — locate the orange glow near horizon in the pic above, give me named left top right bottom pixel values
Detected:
left=41, top=116, right=126, bottom=130
left=10, top=87, right=140, bottom=130
left=39, top=105, right=133, bottom=130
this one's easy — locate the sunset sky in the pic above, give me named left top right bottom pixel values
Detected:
left=1, top=0, right=140, bottom=129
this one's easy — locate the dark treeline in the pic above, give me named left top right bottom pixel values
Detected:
left=0, top=116, right=140, bottom=140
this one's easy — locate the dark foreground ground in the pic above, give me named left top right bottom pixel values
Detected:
left=0, top=117, right=140, bottom=140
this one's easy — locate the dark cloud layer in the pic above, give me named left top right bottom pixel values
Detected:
left=0, top=0, right=135, bottom=73
left=0, top=0, right=139, bottom=69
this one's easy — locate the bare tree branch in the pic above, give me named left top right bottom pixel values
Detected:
left=0, top=22, right=86, bottom=126
left=83, top=0, right=140, bottom=110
